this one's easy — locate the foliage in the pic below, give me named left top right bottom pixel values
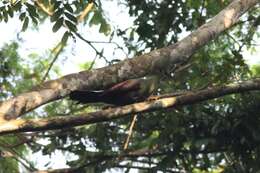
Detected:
left=0, top=0, right=259, bottom=172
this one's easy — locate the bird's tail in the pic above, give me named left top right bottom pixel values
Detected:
left=69, top=90, right=103, bottom=104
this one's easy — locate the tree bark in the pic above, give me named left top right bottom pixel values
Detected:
left=0, top=78, right=259, bottom=135
left=0, top=0, right=258, bottom=121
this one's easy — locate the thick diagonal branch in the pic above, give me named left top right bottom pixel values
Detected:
left=0, top=0, right=258, bottom=120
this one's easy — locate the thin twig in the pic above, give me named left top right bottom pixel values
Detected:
left=225, top=32, right=243, bottom=50
left=77, top=1, right=95, bottom=22
left=88, top=54, right=98, bottom=70
left=75, top=32, right=110, bottom=63
left=41, top=42, right=65, bottom=83
left=123, top=114, right=137, bottom=150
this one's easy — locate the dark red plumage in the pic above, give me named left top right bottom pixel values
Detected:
left=69, top=77, right=157, bottom=106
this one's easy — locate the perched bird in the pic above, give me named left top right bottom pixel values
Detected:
left=69, top=76, right=158, bottom=106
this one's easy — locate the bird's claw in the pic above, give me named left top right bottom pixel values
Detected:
left=147, top=95, right=160, bottom=101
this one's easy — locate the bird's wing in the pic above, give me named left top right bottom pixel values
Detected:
left=69, top=90, right=103, bottom=103
left=69, top=77, right=157, bottom=105
left=102, top=79, right=141, bottom=95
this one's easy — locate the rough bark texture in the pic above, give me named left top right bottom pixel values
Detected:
left=0, top=0, right=258, bottom=120
left=0, top=78, right=260, bottom=135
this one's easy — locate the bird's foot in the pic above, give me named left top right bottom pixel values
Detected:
left=102, top=105, right=116, bottom=110
left=147, top=95, right=160, bottom=102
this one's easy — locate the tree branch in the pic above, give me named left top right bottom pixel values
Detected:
left=35, top=0, right=53, bottom=16
left=0, top=0, right=258, bottom=121
left=35, top=145, right=228, bottom=173
left=77, top=1, right=95, bottom=22
left=0, top=78, right=260, bottom=135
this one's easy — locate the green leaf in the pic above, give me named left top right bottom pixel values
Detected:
left=64, top=12, right=77, bottom=24
left=7, top=6, right=14, bottom=17
left=25, top=2, right=39, bottom=18
left=3, top=9, right=8, bottom=22
left=89, top=10, right=102, bottom=26
left=19, top=12, right=26, bottom=21
left=64, top=3, right=73, bottom=13
left=61, top=31, right=70, bottom=44
left=99, top=22, right=111, bottom=36
left=22, top=16, right=29, bottom=31
left=53, top=1, right=62, bottom=10
left=52, top=17, right=64, bottom=32
left=30, top=15, right=38, bottom=25
left=25, top=2, right=35, bottom=10
left=13, top=1, right=22, bottom=11
left=65, top=20, right=77, bottom=32
left=51, top=8, right=63, bottom=22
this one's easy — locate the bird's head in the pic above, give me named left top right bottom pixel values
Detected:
left=141, top=76, right=159, bottom=96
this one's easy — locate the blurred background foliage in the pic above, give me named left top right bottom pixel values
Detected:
left=0, top=0, right=259, bottom=172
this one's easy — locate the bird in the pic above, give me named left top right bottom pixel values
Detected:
left=69, top=76, right=158, bottom=106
